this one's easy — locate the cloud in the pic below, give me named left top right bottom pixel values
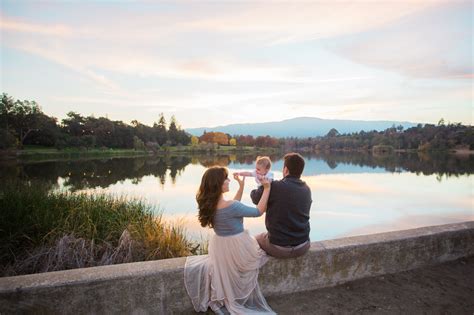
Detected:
left=0, top=1, right=447, bottom=83
left=2, top=31, right=307, bottom=83
left=183, top=1, right=442, bottom=44
left=3, top=37, right=119, bottom=90
left=0, top=16, right=74, bottom=37
left=1, top=1, right=471, bottom=127
left=329, top=2, right=473, bottom=79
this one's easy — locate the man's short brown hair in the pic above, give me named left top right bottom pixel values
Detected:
left=284, top=152, right=305, bottom=178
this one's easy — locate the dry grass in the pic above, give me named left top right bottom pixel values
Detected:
left=0, top=181, right=204, bottom=277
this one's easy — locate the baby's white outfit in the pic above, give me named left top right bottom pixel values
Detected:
left=251, top=170, right=274, bottom=186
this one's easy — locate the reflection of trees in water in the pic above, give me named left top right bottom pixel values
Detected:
left=1, top=152, right=472, bottom=191
left=311, top=151, right=474, bottom=178
left=197, top=155, right=231, bottom=167
left=196, top=153, right=282, bottom=168
left=1, top=156, right=191, bottom=191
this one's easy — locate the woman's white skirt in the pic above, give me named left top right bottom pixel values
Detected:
left=184, top=230, right=275, bottom=314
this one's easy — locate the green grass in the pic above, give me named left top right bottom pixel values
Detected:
left=18, top=147, right=150, bottom=159
left=0, top=181, right=203, bottom=277
left=10, top=145, right=279, bottom=162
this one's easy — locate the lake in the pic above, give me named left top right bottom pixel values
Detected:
left=1, top=151, right=473, bottom=241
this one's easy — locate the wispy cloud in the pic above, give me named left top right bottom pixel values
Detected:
left=330, top=2, right=472, bottom=79
left=1, top=1, right=471, bottom=126
left=0, top=15, right=74, bottom=37
left=183, top=1, right=442, bottom=45
left=3, top=36, right=119, bottom=90
left=0, top=1, right=447, bottom=82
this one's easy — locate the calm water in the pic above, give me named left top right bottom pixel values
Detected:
left=2, top=152, right=473, bottom=241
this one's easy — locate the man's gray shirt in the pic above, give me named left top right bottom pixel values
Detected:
left=251, top=175, right=312, bottom=246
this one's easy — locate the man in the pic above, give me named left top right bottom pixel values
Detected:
left=251, top=152, right=312, bottom=258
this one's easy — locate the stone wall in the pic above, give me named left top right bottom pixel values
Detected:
left=1, top=221, right=473, bottom=314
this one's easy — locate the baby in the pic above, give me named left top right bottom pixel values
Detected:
left=234, top=156, right=274, bottom=186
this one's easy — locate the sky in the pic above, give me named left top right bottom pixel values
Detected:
left=0, top=0, right=472, bottom=129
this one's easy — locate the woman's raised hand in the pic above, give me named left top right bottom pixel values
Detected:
left=233, top=173, right=245, bottom=186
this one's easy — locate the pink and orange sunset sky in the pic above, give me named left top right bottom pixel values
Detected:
left=1, top=0, right=472, bottom=128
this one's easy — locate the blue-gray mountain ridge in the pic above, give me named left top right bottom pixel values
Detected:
left=185, top=117, right=418, bottom=138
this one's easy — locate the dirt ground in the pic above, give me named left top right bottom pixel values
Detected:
left=266, top=256, right=474, bottom=314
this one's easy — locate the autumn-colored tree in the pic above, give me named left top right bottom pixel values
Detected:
left=199, top=131, right=228, bottom=145
left=191, top=135, right=199, bottom=146
left=213, top=132, right=229, bottom=145
left=229, top=138, right=237, bottom=146
left=199, top=131, right=213, bottom=143
left=255, top=135, right=279, bottom=147
left=236, top=135, right=255, bottom=146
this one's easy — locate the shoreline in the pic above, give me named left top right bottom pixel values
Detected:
left=1, top=146, right=471, bottom=163
left=0, top=146, right=279, bottom=162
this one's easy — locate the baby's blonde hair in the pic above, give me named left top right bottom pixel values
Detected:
left=256, top=156, right=272, bottom=170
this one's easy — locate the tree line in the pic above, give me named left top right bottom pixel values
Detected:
left=193, top=132, right=279, bottom=148
left=194, top=123, right=473, bottom=152
left=1, top=93, right=472, bottom=152
left=285, top=123, right=473, bottom=152
left=0, top=93, right=190, bottom=150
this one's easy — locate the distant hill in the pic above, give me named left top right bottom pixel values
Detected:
left=185, top=117, right=419, bottom=137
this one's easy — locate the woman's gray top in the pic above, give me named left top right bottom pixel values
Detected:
left=213, top=201, right=261, bottom=236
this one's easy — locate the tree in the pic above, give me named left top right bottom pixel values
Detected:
left=168, top=115, right=179, bottom=145
left=113, top=121, right=135, bottom=148
left=213, top=132, right=228, bottom=145
left=133, top=136, right=145, bottom=151
left=24, top=114, right=59, bottom=147
left=86, top=117, right=115, bottom=147
left=0, top=93, right=197, bottom=150
left=0, top=93, right=15, bottom=132
left=191, top=135, right=199, bottom=146
left=154, top=113, right=168, bottom=145
left=82, top=135, right=96, bottom=149
left=199, top=131, right=228, bottom=145
left=177, top=130, right=191, bottom=145
left=8, top=99, right=45, bottom=147
left=0, top=93, right=18, bottom=149
left=131, top=120, right=154, bottom=144
left=62, top=112, right=85, bottom=137
left=236, top=135, right=254, bottom=146
left=229, top=138, right=237, bottom=146
left=326, top=128, right=340, bottom=137
left=199, top=131, right=212, bottom=143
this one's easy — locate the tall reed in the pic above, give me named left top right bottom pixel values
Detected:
left=0, top=181, right=201, bottom=277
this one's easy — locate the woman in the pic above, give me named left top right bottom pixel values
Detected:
left=184, top=166, right=275, bottom=314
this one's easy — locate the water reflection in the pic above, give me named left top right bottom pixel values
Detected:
left=1, top=151, right=472, bottom=241
left=1, top=152, right=472, bottom=192
left=315, top=151, right=474, bottom=178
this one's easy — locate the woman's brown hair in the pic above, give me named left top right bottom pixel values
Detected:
left=196, top=166, right=228, bottom=228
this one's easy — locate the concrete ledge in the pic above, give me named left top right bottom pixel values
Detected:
left=1, top=221, right=473, bottom=314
